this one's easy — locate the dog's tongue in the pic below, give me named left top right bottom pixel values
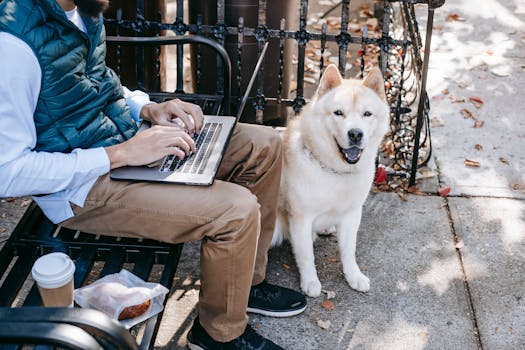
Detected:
left=342, top=146, right=362, bottom=164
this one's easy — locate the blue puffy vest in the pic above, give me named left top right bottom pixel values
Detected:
left=0, top=0, right=138, bottom=152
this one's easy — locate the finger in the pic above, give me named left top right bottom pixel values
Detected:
left=180, top=132, right=196, bottom=152
left=166, top=146, right=186, bottom=160
left=179, top=101, right=204, bottom=132
left=166, top=102, right=196, bottom=134
left=171, top=137, right=192, bottom=155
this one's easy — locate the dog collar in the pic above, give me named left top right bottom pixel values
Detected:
left=302, top=145, right=354, bottom=175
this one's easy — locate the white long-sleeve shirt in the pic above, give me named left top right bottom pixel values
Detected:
left=0, top=8, right=151, bottom=223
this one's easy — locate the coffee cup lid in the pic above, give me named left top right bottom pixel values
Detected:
left=31, top=252, right=76, bottom=289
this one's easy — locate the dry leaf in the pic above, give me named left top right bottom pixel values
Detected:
left=321, top=300, right=335, bottom=311
left=21, top=199, right=32, bottom=207
left=499, top=157, right=510, bottom=165
left=486, top=49, right=494, bottom=56
left=450, top=95, right=465, bottom=103
left=474, top=144, right=483, bottom=150
left=438, top=186, right=451, bottom=197
left=0, top=227, right=6, bottom=234
left=374, top=166, right=387, bottom=184
left=407, top=186, right=427, bottom=195
left=464, top=159, right=481, bottom=167
left=469, top=96, right=484, bottom=109
left=397, top=192, right=408, bottom=201
left=473, top=120, right=485, bottom=128
left=317, top=319, right=332, bottom=330
left=283, top=263, right=290, bottom=269
left=441, top=88, right=449, bottom=95
left=460, top=109, right=473, bottom=119
left=446, top=13, right=462, bottom=22
left=510, top=182, right=525, bottom=191
left=327, top=258, right=339, bottom=263
left=418, top=332, right=430, bottom=339
left=323, top=290, right=336, bottom=300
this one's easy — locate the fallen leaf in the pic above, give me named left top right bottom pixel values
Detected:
left=439, top=186, right=451, bottom=197
left=464, top=159, right=481, bottom=167
left=460, top=109, right=473, bottom=119
left=327, top=258, right=339, bottom=263
left=499, top=157, right=510, bottom=165
left=418, top=332, right=430, bottom=339
left=510, top=182, right=525, bottom=191
left=0, top=227, right=6, bottom=234
left=446, top=13, right=461, bottom=22
left=450, top=95, right=465, bottom=103
left=397, top=192, right=408, bottom=201
left=407, top=186, right=427, bottom=195
left=317, top=319, right=332, bottom=330
left=321, top=300, right=335, bottom=311
left=491, top=67, right=510, bottom=77
left=323, top=290, right=336, bottom=300
left=374, top=166, right=387, bottom=184
left=21, top=199, right=32, bottom=207
left=469, top=96, right=484, bottom=109
left=473, top=120, right=484, bottom=128
left=283, top=263, right=290, bottom=269
left=486, top=49, right=494, bottom=56
left=474, top=144, right=483, bottom=150
left=441, top=88, right=449, bottom=95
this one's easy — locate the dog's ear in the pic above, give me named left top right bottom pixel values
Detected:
left=314, top=64, right=343, bottom=100
left=362, top=67, right=387, bottom=101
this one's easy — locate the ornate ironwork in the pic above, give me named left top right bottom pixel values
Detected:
left=103, top=0, right=443, bottom=185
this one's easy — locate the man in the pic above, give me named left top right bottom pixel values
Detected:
left=0, top=0, right=306, bottom=348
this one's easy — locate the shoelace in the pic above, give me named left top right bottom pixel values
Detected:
left=251, top=281, right=281, bottom=303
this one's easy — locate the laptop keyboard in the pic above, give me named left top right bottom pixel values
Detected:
left=159, top=122, right=222, bottom=174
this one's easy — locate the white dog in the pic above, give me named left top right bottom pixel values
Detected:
left=272, top=64, right=390, bottom=297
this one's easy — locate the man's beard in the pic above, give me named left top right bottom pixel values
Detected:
left=74, top=0, right=109, bottom=18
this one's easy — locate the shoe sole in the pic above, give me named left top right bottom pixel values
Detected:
left=187, top=343, right=205, bottom=350
left=246, top=304, right=307, bottom=317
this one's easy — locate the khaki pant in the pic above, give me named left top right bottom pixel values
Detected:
left=62, top=123, right=281, bottom=342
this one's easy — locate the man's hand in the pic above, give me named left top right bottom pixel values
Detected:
left=140, top=99, right=204, bottom=135
left=104, top=125, right=196, bottom=170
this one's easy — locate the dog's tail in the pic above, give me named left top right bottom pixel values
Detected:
left=271, top=214, right=286, bottom=247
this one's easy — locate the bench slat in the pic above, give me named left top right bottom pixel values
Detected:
left=0, top=247, right=39, bottom=307
left=99, top=248, right=126, bottom=278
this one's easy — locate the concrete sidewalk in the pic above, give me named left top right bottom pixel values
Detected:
left=153, top=1, right=525, bottom=349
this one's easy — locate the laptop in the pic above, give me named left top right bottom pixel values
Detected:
left=110, top=42, right=269, bottom=186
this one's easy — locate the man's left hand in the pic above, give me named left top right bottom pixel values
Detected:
left=140, top=99, right=204, bottom=135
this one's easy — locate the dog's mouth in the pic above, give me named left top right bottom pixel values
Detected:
left=338, top=145, right=363, bottom=164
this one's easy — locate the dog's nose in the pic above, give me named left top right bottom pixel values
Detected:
left=348, top=128, right=363, bottom=144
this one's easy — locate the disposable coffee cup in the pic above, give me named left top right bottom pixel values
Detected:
left=31, top=252, right=76, bottom=307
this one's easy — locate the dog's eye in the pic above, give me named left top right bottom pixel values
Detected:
left=363, top=111, right=373, bottom=117
left=333, top=110, right=344, bottom=117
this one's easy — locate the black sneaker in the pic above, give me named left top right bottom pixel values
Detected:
left=187, top=316, right=284, bottom=350
left=247, top=280, right=307, bottom=317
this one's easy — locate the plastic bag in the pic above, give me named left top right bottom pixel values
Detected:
left=74, top=269, right=169, bottom=329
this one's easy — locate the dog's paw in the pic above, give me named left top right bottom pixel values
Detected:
left=345, top=272, right=370, bottom=292
left=301, top=278, right=322, bottom=297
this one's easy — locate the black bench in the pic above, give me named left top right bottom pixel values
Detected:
left=0, top=34, right=231, bottom=350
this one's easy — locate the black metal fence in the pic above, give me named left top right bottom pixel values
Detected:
left=103, top=0, right=445, bottom=185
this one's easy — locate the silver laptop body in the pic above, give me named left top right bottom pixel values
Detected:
left=110, top=42, right=268, bottom=186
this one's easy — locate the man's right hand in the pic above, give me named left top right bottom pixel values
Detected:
left=104, top=125, right=195, bottom=170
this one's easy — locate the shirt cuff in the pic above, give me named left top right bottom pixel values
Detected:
left=122, top=86, right=154, bottom=123
left=73, top=147, right=111, bottom=177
